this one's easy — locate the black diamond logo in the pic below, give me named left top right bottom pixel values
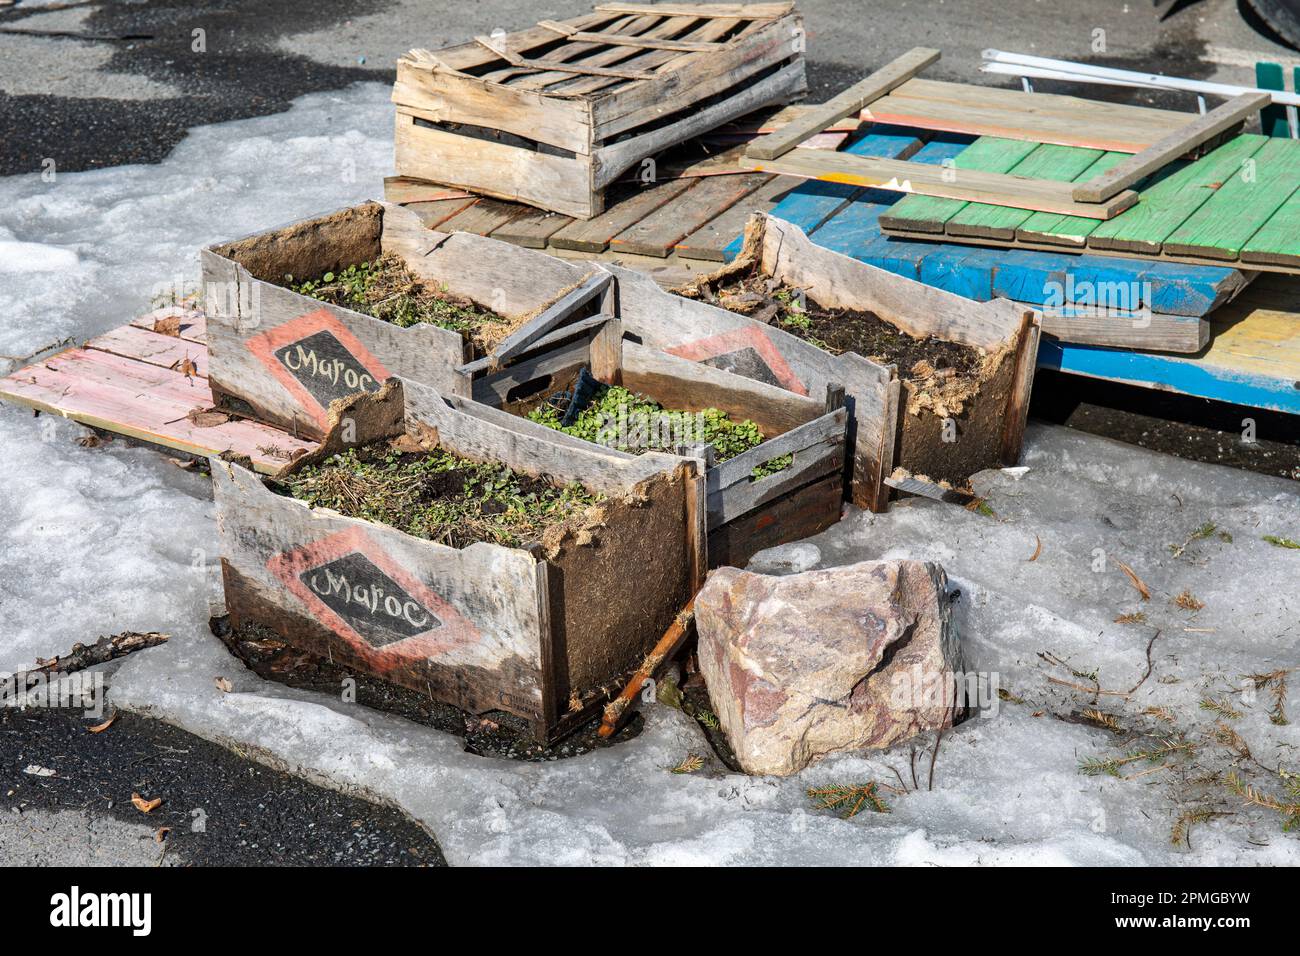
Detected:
left=298, top=552, right=442, bottom=649
left=274, top=330, right=384, bottom=409
left=701, top=346, right=782, bottom=388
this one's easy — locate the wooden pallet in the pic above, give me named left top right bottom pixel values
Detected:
left=740, top=48, right=1269, bottom=219
left=392, top=2, right=807, bottom=218
left=879, top=134, right=1300, bottom=274
left=1040, top=273, right=1300, bottom=415
left=0, top=307, right=318, bottom=471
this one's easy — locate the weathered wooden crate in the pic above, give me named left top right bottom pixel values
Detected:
left=670, top=214, right=1041, bottom=489
left=605, top=250, right=901, bottom=511
left=213, top=379, right=704, bottom=742
left=472, top=315, right=848, bottom=568
left=391, top=2, right=807, bottom=219
left=200, top=201, right=613, bottom=440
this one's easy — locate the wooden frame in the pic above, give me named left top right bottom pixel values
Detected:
left=672, top=214, right=1040, bottom=488
left=472, top=313, right=850, bottom=568
left=741, top=47, right=1263, bottom=219
left=391, top=3, right=807, bottom=219
left=213, top=379, right=704, bottom=743
left=606, top=257, right=900, bottom=512
left=200, top=201, right=611, bottom=440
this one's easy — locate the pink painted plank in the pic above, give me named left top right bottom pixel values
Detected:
left=0, top=353, right=314, bottom=472
left=129, top=307, right=207, bottom=345
left=43, top=347, right=213, bottom=408
left=87, top=324, right=209, bottom=378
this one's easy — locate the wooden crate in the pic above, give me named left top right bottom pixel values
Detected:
left=213, top=379, right=704, bottom=742
left=200, top=201, right=614, bottom=440
left=605, top=252, right=901, bottom=511
left=391, top=2, right=807, bottom=219
left=472, top=316, right=849, bottom=568
left=670, top=214, right=1041, bottom=489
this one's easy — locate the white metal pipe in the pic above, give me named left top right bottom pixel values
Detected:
left=982, top=49, right=1300, bottom=107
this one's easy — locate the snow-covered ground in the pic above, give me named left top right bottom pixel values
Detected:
left=2, top=83, right=1297, bottom=865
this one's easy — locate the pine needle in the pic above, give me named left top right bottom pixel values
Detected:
left=807, top=782, right=890, bottom=817
left=1200, top=697, right=1242, bottom=720
left=670, top=753, right=704, bottom=774
left=1116, top=560, right=1151, bottom=601
left=1173, top=590, right=1205, bottom=611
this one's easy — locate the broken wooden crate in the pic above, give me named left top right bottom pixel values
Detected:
left=473, top=312, right=848, bottom=569
left=200, top=201, right=613, bottom=440
left=606, top=256, right=899, bottom=512
left=391, top=2, right=807, bottom=219
left=670, top=214, right=1040, bottom=488
left=213, top=379, right=704, bottom=743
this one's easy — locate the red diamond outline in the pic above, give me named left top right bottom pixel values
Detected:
left=665, top=326, right=809, bottom=396
left=267, top=526, right=482, bottom=673
left=245, top=308, right=393, bottom=431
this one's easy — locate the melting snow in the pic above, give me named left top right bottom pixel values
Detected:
left=2, top=83, right=1297, bottom=865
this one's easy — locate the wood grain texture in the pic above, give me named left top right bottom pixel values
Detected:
left=743, top=149, right=1139, bottom=219
left=746, top=46, right=939, bottom=160
left=1071, top=92, right=1269, bottom=202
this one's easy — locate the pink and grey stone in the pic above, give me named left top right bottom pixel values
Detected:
left=696, top=559, right=966, bottom=776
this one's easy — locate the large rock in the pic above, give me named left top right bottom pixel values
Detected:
left=696, top=560, right=965, bottom=776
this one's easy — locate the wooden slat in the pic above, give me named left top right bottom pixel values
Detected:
left=549, top=179, right=694, bottom=252
left=747, top=47, right=940, bottom=160
left=610, top=173, right=769, bottom=256
left=675, top=174, right=796, bottom=260
left=595, top=2, right=793, bottom=17
left=0, top=346, right=316, bottom=472
left=489, top=273, right=613, bottom=365
left=1071, top=93, right=1270, bottom=202
left=506, top=15, right=677, bottom=92
left=489, top=207, right=573, bottom=248
left=474, top=36, right=659, bottom=80
left=881, top=137, right=1039, bottom=234
left=1015, top=150, right=1130, bottom=247
left=538, top=20, right=727, bottom=51
left=946, top=143, right=1105, bottom=240
left=438, top=198, right=528, bottom=236
left=382, top=177, right=474, bottom=204
left=403, top=197, right=479, bottom=230
left=87, top=324, right=209, bottom=378
left=1162, top=138, right=1300, bottom=260
left=1087, top=135, right=1268, bottom=254
left=1240, top=185, right=1300, bottom=268
left=129, top=308, right=206, bottom=345
left=742, top=150, right=1139, bottom=219
left=865, top=77, right=1192, bottom=152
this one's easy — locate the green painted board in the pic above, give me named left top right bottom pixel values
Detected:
left=1087, top=134, right=1269, bottom=254
left=1239, top=184, right=1300, bottom=267
left=1016, top=151, right=1130, bottom=247
left=946, top=143, right=1104, bottom=240
left=879, top=137, right=1037, bottom=234
left=1163, top=138, right=1300, bottom=260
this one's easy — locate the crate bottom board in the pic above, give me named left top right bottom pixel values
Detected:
left=706, top=471, right=843, bottom=570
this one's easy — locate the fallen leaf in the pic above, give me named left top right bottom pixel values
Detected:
left=167, top=457, right=196, bottom=470
left=187, top=407, right=230, bottom=428
left=1116, top=560, right=1151, bottom=601
left=154, top=827, right=171, bottom=844
left=153, top=315, right=182, bottom=337
left=23, top=765, right=56, bottom=777
left=175, top=355, right=198, bottom=378
left=1025, top=533, right=1042, bottom=562
left=76, top=434, right=105, bottom=448
left=87, top=713, right=117, bottom=734
left=214, top=676, right=233, bottom=693
left=131, top=792, right=162, bottom=814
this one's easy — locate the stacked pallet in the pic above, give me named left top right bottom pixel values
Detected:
left=392, top=2, right=807, bottom=219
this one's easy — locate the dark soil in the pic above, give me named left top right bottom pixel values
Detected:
left=214, top=617, right=643, bottom=762
left=699, top=273, right=984, bottom=385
